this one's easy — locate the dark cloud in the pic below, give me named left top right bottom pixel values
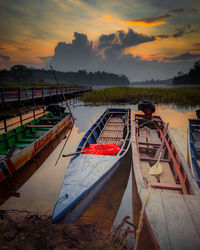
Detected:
left=48, top=32, right=98, bottom=71
left=172, top=27, right=185, bottom=38
left=157, top=34, right=170, bottom=39
left=139, top=0, right=195, bottom=9
left=98, top=29, right=155, bottom=58
left=0, top=55, right=10, bottom=61
left=135, top=14, right=172, bottom=23
left=164, top=52, right=200, bottom=61
left=169, top=9, right=184, bottom=13
left=0, top=47, right=5, bottom=51
left=188, top=8, right=198, bottom=13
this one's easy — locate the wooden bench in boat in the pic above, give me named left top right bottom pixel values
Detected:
left=141, top=161, right=181, bottom=192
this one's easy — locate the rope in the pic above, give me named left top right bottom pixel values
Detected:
left=134, top=185, right=152, bottom=250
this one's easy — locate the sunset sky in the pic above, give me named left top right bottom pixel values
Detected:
left=0, top=0, right=200, bottom=81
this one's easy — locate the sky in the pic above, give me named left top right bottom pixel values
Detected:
left=0, top=0, right=200, bottom=82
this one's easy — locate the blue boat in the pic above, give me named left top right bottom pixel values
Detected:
left=188, top=118, right=200, bottom=187
left=52, top=108, right=131, bottom=223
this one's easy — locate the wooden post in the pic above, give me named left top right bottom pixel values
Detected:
left=33, top=110, right=36, bottom=120
left=3, top=118, right=7, bottom=133
left=19, top=113, right=23, bottom=126
left=18, top=87, right=21, bottom=106
left=1, top=88, right=5, bottom=104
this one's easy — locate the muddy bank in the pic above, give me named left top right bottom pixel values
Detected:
left=0, top=210, right=129, bottom=250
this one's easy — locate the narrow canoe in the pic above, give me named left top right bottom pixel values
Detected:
left=132, top=111, right=200, bottom=249
left=0, top=107, right=73, bottom=182
left=52, top=108, right=131, bottom=223
left=188, top=118, right=200, bottom=187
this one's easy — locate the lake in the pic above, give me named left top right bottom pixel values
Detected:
left=0, top=102, right=198, bottom=229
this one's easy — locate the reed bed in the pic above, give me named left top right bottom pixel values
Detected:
left=82, top=87, right=200, bottom=106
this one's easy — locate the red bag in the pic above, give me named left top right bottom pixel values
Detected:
left=83, top=143, right=120, bottom=155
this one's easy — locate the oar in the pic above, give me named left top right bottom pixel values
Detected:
left=149, top=123, right=169, bottom=178
left=62, top=150, right=91, bottom=157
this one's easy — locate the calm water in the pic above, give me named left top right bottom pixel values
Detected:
left=0, top=102, right=198, bottom=228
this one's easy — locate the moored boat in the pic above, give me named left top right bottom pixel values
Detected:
left=52, top=108, right=131, bottom=223
left=132, top=102, right=200, bottom=249
left=0, top=105, right=73, bottom=182
left=188, top=117, right=200, bottom=187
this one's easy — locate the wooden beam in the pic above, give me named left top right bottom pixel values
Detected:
left=140, top=157, right=171, bottom=163
left=150, top=182, right=182, bottom=191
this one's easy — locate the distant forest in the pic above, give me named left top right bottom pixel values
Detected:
left=0, top=65, right=130, bottom=86
left=173, top=60, right=200, bottom=85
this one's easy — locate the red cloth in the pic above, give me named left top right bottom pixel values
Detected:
left=83, top=143, right=120, bottom=155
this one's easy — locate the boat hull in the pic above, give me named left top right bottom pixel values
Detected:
left=52, top=108, right=131, bottom=223
left=0, top=114, right=73, bottom=182
left=132, top=113, right=200, bottom=249
left=188, top=119, right=200, bottom=187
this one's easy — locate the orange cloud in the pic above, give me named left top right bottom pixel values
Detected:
left=98, top=13, right=171, bottom=28
left=120, top=20, right=166, bottom=27
left=98, top=14, right=118, bottom=23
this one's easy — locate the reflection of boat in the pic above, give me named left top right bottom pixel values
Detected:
left=0, top=124, right=73, bottom=206
left=188, top=118, right=200, bottom=187
left=132, top=105, right=200, bottom=249
left=0, top=105, right=73, bottom=182
left=52, top=108, right=131, bottom=223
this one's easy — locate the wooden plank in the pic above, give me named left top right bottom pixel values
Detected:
left=150, top=182, right=182, bottom=191
left=161, top=192, right=200, bottom=250
left=159, top=162, right=176, bottom=185
left=26, top=124, right=54, bottom=128
left=184, top=195, right=200, bottom=236
left=144, top=189, right=171, bottom=250
left=149, top=129, right=161, bottom=144
left=141, top=161, right=157, bottom=183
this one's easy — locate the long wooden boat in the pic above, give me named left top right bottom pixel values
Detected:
left=0, top=106, right=73, bottom=182
left=188, top=118, right=200, bottom=187
left=52, top=108, right=131, bottom=223
left=132, top=109, right=200, bottom=249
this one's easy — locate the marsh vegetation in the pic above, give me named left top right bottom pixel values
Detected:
left=82, top=87, right=200, bottom=106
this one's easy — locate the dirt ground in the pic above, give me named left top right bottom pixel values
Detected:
left=0, top=209, right=130, bottom=250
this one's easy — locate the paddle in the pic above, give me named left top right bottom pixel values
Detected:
left=149, top=152, right=163, bottom=178
left=149, top=123, right=169, bottom=178
left=62, top=150, right=91, bottom=157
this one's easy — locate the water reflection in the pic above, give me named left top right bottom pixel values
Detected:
left=0, top=103, right=199, bottom=219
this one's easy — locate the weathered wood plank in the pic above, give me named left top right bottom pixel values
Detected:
left=184, top=195, right=200, bottom=236
left=161, top=192, right=200, bottom=250
left=144, top=189, right=171, bottom=250
left=159, top=162, right=176, bottom=185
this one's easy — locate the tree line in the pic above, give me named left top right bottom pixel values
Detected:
left=0, top=65, right=130, bottom=86
left=173, top=60, right=200, bottom=85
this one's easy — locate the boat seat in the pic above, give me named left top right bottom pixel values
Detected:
left=17, top=137, right=36, bottom=143
left=15, top=142, right=30, bottom=149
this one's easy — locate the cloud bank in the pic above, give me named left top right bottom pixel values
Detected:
left=47, top=30, right=198, bottom=81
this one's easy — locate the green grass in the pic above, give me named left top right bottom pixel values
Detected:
left=82, top=87, right=200, bottom=106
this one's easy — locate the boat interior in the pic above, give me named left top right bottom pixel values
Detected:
left=0, top=112, right=68, bottom=158
left=77, top=109, right=131, bottom=156
left=135, top=114, right=193, bottom=195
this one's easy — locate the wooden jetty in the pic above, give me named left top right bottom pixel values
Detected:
left=131, top=110, right=200, bottom=250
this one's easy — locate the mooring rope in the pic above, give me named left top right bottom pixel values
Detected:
left=134, top=185, right=152, bottom=250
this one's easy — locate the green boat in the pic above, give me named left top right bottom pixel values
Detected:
left=0, top=105, right=73, bottom=182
